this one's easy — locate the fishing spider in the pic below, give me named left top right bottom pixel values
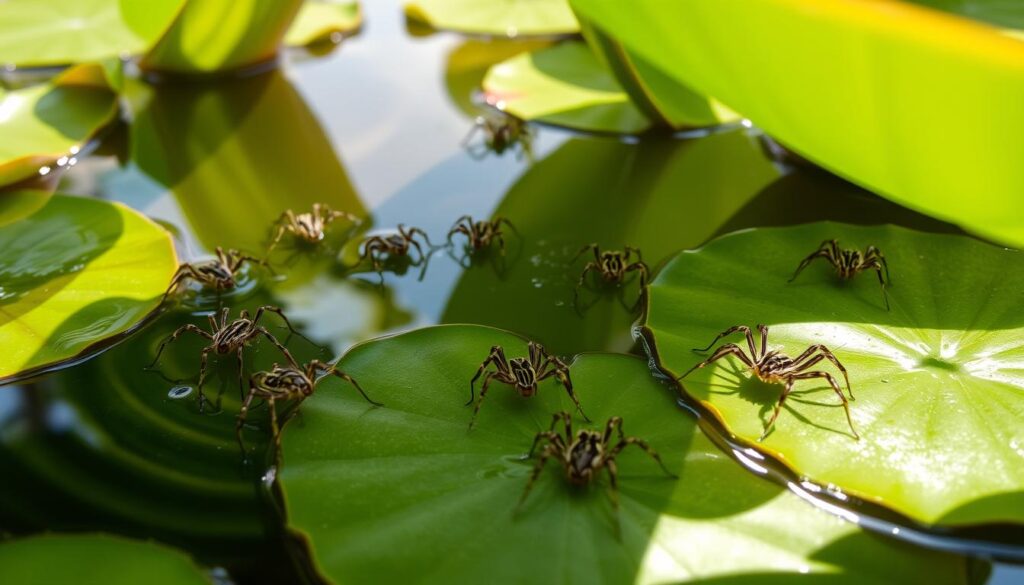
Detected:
left=467, top=342, right=589, bottom=429
left=148, top=306, right=301, bottom=408
left=447, top=215, right=516, bottom=255
left=236, top=356, right=382, bottom=455
left=789, top=239, right=891, bottom=310
left=162, top=247, right=266, bottom=302
left=358, top=224, right=433, bottom=274
left=680, top=325, right=859, bottom=440
left=571, top=244, right=649, bottom=307
left=518, top=412, right=675, bottom=532
left=266, top=203, right=361, bottom=255
left=462, top=114, right=534, bottom=161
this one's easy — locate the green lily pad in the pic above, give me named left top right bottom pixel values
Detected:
left=280, top=325, right=973, bottom=584
left=482, top=41, right=652, bottom=134
left=0, top=534, right=210, bottom=585
left=0, top=64, right=118, bottom=187
left=445, top=38, right=553, bottom=117
left=285, top=1, right=363, bottom=46
left=0, top=193, right=177, bottom=383
left=644, top=222, right=1024, bottom=527
left=405, top=0, right=579, bottom=38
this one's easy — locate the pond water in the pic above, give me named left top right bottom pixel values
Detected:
left=0, top=0, right=1021, bottom=583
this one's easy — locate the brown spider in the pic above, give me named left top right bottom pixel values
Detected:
left=789, top=239, right=891, bottom=310
left=148, top=306, right=300, bottom=408
left=467, top=342, right=589, bottom=429
left=236, top=356, right=382, bottom=456
left=447, top=215, right=516, bottom=255
left=571, top=244, right=649, bottom=307
left=517, top=412, right=676, bottom=532
left=161, top=247, right=266, bottom=302
left=680, top=325, right=859, bottom=440
left=462, top=114, right=534, bottom=161
left=266, top=203, right=361, bottom=255
left=358, top=224, right=433, bottom=274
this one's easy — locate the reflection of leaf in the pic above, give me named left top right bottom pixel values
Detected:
left=0, top=64, right=118, bottom=187
left=0, top=0, right=362, bottom=71
left=405, top=0, right=579, bottom=37
left=130, top=68, right=365, bottom=259
left=570, top=0, right=1024, bottom=247
left=645, top=223, right=1024, bottom=527
left=0, top=534, right=210, bottom=585
left=443, top=130, right=782, bottom=355
left=280, top=325, right=972, bottom=584
left=0, top=193, right=176, bottom=383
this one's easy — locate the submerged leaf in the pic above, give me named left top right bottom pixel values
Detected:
left=0, top=534, right=210, bottom=585
left=280, top=325, right=973, bottom=584
left=405, top=0, right=579, bottom=37
left=0, top=193, right=177, bottom=383
left=645, top=223, right=1024, bottom=526
left=0, top=64, right=118, bottom=187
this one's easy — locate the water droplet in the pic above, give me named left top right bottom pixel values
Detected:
left=168, top=385, right=193, bottom=399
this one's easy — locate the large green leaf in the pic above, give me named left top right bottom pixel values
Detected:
left=482, top=41, right=652, bottom=134
left=405, top=0, right=579, bottom=37
left=644, top=222, right=1024, bottom=527
left=570, top=0, right=1024, bottom=247
left=0, top=0, right=362, bottom=71
left=0, top=534, right=210, bottom=585
left=0, top=193, right=177, bottom=383
left=0, top=64, right=118, bottom=187
left=280, top=325, right=973, bottom=584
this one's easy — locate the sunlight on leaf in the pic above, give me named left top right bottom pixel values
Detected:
left=405, top=0, right=578, bottom=37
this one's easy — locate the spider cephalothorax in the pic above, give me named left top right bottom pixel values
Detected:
left=789, top=239, right=891, bottom=310
left=462, top=114, right=534, bottom=161
left=447, top=215, right=515, bottom=255
left=358, top=224, right=433, bottom=274
left=236, top=356, right=381, bottom=455
left=680, top=325, right=859, bottom=440
left=162, top=247, right=265, bottom=302
left=467, top=342, right=589, bottom=428
left=571, top=244, right=649, bottom=307
left=518, top=412, right=675, bottom=531
left=148, top=306, right=300, bottom=408
left=267, top=203, right=361, bottom=255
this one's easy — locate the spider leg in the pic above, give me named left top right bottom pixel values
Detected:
left=795, top=344, right=853, bottom=399
left=195, top=347, right=215, bottom=410
left=447, top=216, right=473, bottom=244
left=406, top=227, right=434, bottom=248
left=624, top=246, right=644, bottom=264
left=148, top=324, right=212, bottom=368
left=159, top=265, right=201, bottom=304
left=468, top=346, right=504, bottom=405
left=756, top=324, right=769, bottom=359
left=525, top=427, right=564, bottom=459
left=266, top=396, right=283, bottom=464
left=570, top=243, right=598, bottom=265
left=788, top=240, right=835, bottom=283
left=693, top=325, right=756, bottom=357
left=625, top=261, right=649, bottom=289
left=538, top=356, right=589, bottom=422
left=678, top=343, right=754, bottom=380
left=320, top=365, right=383, bottom=406
left=792, top=371, right=859, bottom=439
left=325, top=208, right=361, bottom=226
left=236, top=347, right=246, bottom=400
left=761, top=379, right=795, bottom=441
left=573, top=262, right=599, bottom=310
left=515, top=444, right=557, bottom=513
left=236, top=384, right=261, bottom=455
left=869, top=247, right=892, bottom=284
left=607, top=420, right=676, bottom=478
left=871, top=262, right=890, bottom=311
left=254, top=326, right=298, bottom=367
left=468, top=371, right=505, bottom=430
left=495, top=217, right=518, bottom=234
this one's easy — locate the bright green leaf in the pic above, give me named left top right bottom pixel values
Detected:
left=570, top=0, right=1024, bottom=247
left=285, top=0, right=363, bottom=46
left=483, top=41, right=652, bottom=134
left=0, top=193, right=177, bottom=383
left=0, top=534, right=210, bottom=585
left=405, top=0, right=579, bottom=37
left=0, top=64, right=118, bottom=187
left=280, top=325, right=973, bottom=584
left=645, top=222, right=1024, bottom=526
left=445, top=39, right=553, bottom=117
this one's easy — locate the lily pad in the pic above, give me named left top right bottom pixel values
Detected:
left=644, top=222, right=1024, bottom=527
left=0, top=193, right=177, bottom=383
left=405, top=0, right=579, bottom=38
left=280, top=325, right=973, bottom=584
left=285, top=1, right=363, bottom=46
left=0, top=64, right=118, bottom=187
left=0, top=534, right=210, bottom=585
left=445, top=38, right=553, bottom=117
left=482, top=40, right=652, bottom=134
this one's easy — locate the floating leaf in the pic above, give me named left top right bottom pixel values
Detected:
left=285, top=0, right=363, bottom=46
left=0, top=64, right=118, bottom=187
left=482, top=41, right=651, bottom=134
left=0, top=534, right=210, bottom=585
left=405, top=0, right=579, bottom=38
left=644, top=222, right=1024, bottom=527
left=445, top=39, right=553, bottom=117
left=0, top=193, right=176, bottom=383
left=570, top=0, right=1024, bottom=247
left=280, top=325, right=973, bottom=584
